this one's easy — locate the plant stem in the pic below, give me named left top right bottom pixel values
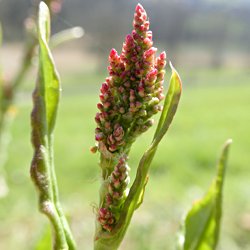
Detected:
left=49, top=140, right=76, bottom=249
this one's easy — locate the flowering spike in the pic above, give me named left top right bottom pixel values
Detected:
left=94, top=3, right=166, bottom=157
left=97, top=155, right=130, bottom=231
left=94, top=3, right=168, bottom=237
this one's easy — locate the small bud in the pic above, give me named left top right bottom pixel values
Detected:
left=125, top=34, right=134, bottom=46
left=113, top=191, right=122, bottom=200
left=109, top=145, right=117, bottom=152
left=95, top=133, right=104, bottom=141
left=97, top=103, right=103, bottom=110
left=103, top=224, right=113, bottom=232
left=107, top=134, right=116, bottom=145
left=146, top=69, right=158, bottom=82
left=90, top=146, right=98, bottom=154
left=149, top=97, right=160, bottom=106
left=108, top=217, right=115, bottom=225
left=143, top=38, right=153, bottom=49
left=109, top=48, right=118, bottom=59
left=100, top=83, right=109, bottom=94
left=144, top=47, right=157, bottom=61
left=113, top=179, right=121, bottom=189
left=95, top=113, right=101, bottom=123
left=147, top=31, right=152, bottom=40
left=135, top=3, right=144, bottom=14
left=113, top=125, right=124, bottom=142
left=103, top=102, right=111, bottom=109
left=106, top=194, right=113, bottom=206
left=138, top=87, right=145, bottom=97
left=160, top=51, right=166, bottom=60
left=104, top=122, right=111, bottom=129
left=138, top=109, right=147, bottom=117
left=119, top=107, right=125, bottom=114
left=99, top=207, right=108, bottom=218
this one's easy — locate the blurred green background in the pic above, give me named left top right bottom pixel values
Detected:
left=0, top=0, right=250, bottom=249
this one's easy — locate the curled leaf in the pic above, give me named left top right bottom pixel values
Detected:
left=30, top=2, right=76, bottom=249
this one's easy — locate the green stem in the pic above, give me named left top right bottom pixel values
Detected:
left=94, top=240, right=119, bottom=250
left=49, top=138, right=77, bottom=250
left=51, top=165, right=77, bottom=250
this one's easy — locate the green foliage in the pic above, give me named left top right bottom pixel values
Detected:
left=0, top=68, right=244, bottom=249
left=30, top=2, right=76, bottom=249
left=24, top=2, right=234, bottom=250
left=178, top=139, right=232, bottom=250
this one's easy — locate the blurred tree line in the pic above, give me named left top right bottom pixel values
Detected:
left=0, top=0, right=250, bottom=68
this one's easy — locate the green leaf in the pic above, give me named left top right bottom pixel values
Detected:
left=30, top=2, right=76, bottom=249
left=94, top=64, right=182, bottom=250
left=37, top=1, right=60, bottom=135
left=179, top=139, right=232, bottom=250
left=153, top=62, right=182, bottom=143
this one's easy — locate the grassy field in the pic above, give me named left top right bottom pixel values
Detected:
left=0, top=68, right=249, bottom=249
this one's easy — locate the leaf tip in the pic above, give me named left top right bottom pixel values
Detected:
left=169, top=61, right=182, bottom=91
left=225, top=138, right=233, bottom=146
left=222, top=138, right=233, bottom=155
left=38, top=1, right=50, bottom=42
left=39, top=1, right=49, bottom=17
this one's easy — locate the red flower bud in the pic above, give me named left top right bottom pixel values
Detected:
left=144, top=47, right=157, bottom=60
left=97, top=103, right=103, bottom=110
left=100, top=83, right=109, bottom=94
left=109, top=145, right=117, bottom=152
left=146, top=69, right=158, bottom=82
left=95, top=133, right=104, bottom=141
left=103, top=102, right=111, bottom=109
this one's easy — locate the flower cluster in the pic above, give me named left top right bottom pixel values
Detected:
left=94, top=4, right=167, bottom=156
left=98, top=156, right=130, bottom=232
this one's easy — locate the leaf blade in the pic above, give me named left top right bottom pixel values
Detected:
left=30, top=2, right=70, bottom=249
left=37, top=1, right=60, bottom=136
left=180, top=139, right=232, bottom=250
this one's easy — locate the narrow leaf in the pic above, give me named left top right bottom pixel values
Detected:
left=30, top=2, right=76, bottom=249
left=37, top=1, right=60, bottom=135
left=179, top=139, right=232, bottom=250
left=154, top=62, right=182, bottom=141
